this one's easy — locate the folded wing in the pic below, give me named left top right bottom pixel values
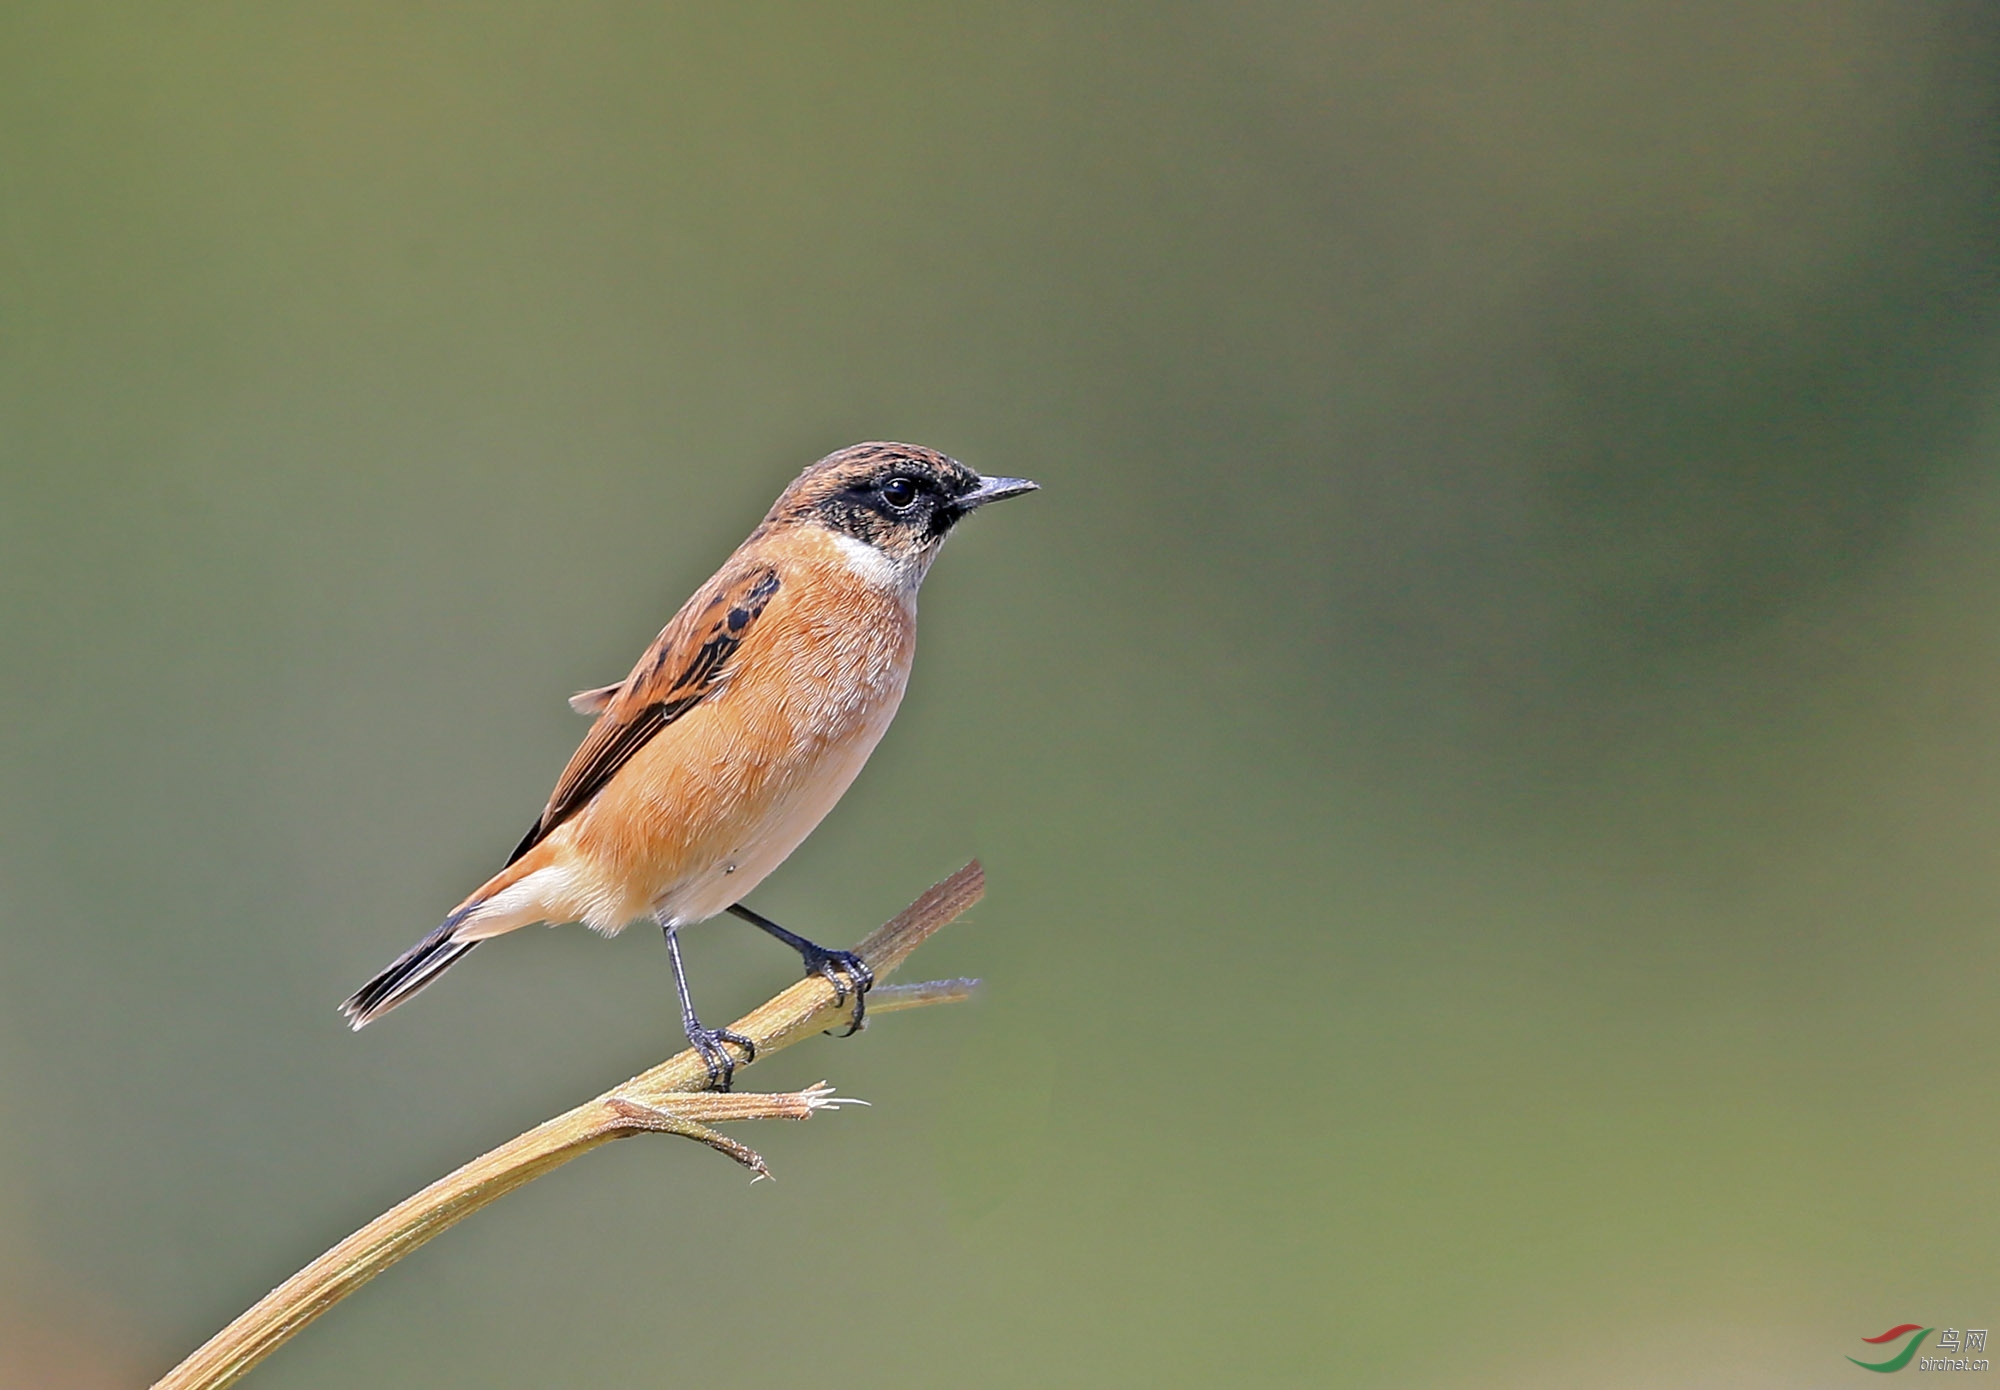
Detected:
left=506, top=561, right=782, bottom=866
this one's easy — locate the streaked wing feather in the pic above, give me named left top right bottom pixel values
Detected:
left=505, top=562, right=781, bottom=866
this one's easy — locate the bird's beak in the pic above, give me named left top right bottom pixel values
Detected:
left=957, top=475, right=1040, bottom=511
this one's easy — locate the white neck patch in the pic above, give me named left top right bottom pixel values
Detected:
left=830, top=530, right=923, bottom=594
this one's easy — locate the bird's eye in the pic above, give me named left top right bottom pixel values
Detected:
left=880, top=476, right=918, bottom=510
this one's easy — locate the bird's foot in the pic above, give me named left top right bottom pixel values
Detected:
left=800, top=946, right=873, bottom=1035
left=721, top=904, right=873, bottom=1036
left=685, top=1024, right=757, bottom=1091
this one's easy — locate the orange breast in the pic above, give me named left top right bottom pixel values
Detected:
left=554, top=539, right=916, bottom=929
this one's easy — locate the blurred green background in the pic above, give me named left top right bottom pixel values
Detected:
left=3, top=3, right=1998, bottom=1385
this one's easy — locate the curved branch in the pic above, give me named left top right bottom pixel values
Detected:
left=153, top=861, right=987, bottom=1390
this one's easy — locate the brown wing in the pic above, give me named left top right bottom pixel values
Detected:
left=505, top=561, right=782, bottom=866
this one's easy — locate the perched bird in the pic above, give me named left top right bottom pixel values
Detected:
left=341, top=442, right=1036, bottom=1086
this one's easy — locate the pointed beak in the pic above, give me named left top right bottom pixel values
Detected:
left=956, top=475, right=1040, bottom=511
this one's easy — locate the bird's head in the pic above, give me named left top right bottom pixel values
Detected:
left=767, top=442, right=1037, bottom=586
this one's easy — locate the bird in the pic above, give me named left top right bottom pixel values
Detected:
left=340, top=442, right=1036, bottom=1087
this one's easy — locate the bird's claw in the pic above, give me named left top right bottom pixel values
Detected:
left=802, top=947, right=873, bottom=1035
left=686, top=1025, right=756, bottom=1091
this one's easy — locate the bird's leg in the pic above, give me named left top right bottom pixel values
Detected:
left=726, top=902, right=873, bottom=1036
left=660, top=918, right=756, bottom=1091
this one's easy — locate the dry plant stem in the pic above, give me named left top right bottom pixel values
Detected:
left=867, top=977, right=982, bottom=1012
left=154, top=861, right=986, bottom=1390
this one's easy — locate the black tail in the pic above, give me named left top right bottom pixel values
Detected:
left=340, top=917, right=479, bottom=1029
